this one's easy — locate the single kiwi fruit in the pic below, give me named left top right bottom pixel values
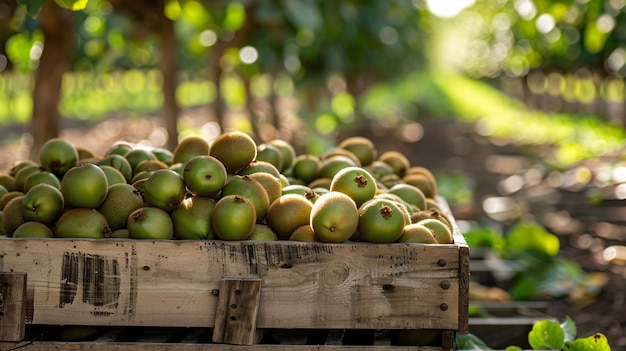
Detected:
left=378, top=150, right=411, bottom=177
left=209, top=131, right=257, bottom=174
left=338, top=136, right=378, bottom=167
left=172, top=135, right=210, bottom=165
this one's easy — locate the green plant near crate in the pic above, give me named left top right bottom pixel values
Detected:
left=465, top=220, right=586, bottom=301
left=456, top=316, right=611, bottom=350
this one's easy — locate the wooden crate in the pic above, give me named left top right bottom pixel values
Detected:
left=0, top=198, right=469, bottom=350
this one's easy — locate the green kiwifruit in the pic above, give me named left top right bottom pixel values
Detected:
left=98, top=165, right=127, bottom=186
left=212, top=195, right=256, bottom=240
left=238, top=160, right=281, bottom=179
left=266, top=194, right=313, bottom=240
left=183, top=155, right=227, bottom=198
left=403, top=172, right=437, bottom=199
left=2, top=195, right=25, bottom=237
left=357, top=198, right=405, bottom=243
left=23, top=171, right=61, bottom=192
left=13, top=221, right=54, bottom=238
left=55, top=208, right=111, bottom=239
left=338, top=136, right=378, bottom=167
left=246, top=172, right=282, bottom=205
left=378, top=150, right=411, bottom=177
left=248, top=223, right=278, bottom=241
left=317, top=155, right=358, bottom=180
left=291, top=154, right=321, bottom=184
left=127, top=207, right=173, bottom=240
left=97, top=183, right=144, bottom=231
left=97, top=154, right=133, bottom=183
left=39, top=138, right=79, bottom=177
left=397, top=223, right=438, bottom=244
left=209, top=131, right=257, bottom=174
left=173, top=135, right=210, bottom=165
left=142, top=169, right=186, bottom=212
left=61, top=163, right=109, bottom=209
left=329, top=166, right=377, bottom=207
left=0, top=191, right=24, bottom=211
left=9, top=160, right=38, bottom=178
left=310, top=191, right=359, bottom=243
left=387, top=183, right=427, bottom=211
left=171, top=196, right=217, bottom=240
left=288, top=224, right=317, bottom=242
left=267, top=139, right=296, bottom=172
left=22, top=183, right=64, bottom=224
left=417, top=218, right=453, bottom=244
left=220, top=175, right=270, bottom=222
left=124, top=148, right=157, bottom=175
left=105, top=142, right=134, bottom=157
left=255, top=143, right=284, bottom=172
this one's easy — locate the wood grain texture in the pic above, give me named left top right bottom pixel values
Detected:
left=0, top=240, right=460, bottom=330
left=0, top=272, right=27, bottom=341
left=212, top=278, right=261, bottom=345
left=0, top=342, right=446, bottom=351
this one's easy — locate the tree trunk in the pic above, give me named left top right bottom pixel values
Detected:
left=267, top=68, right=280, bottom=131
left=158, top=0, right=179, bottom=151
left=29, top=1, right=74, bottom=160
left=211, top=61, right=225, bottom=131
left=209, top=2, right=259, bottom=131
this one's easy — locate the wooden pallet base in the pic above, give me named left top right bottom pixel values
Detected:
left=1, top=326, right=456, bottom=351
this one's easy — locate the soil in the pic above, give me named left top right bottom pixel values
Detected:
left=1, top=108, right=625, bottom=349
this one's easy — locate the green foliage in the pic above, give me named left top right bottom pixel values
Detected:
left=462, top=225, right=506, bottom=256
left=433, top=0, right=626, bottom=78
left=505, top=220, right=560, bottom=258
left=17, top=0, right=46, bottom=17
left=528, top=320, right=566, bottom=350
left=457, top=317, right=611, bottom=350
left=566, top=333, right=612, bottom=351
left=456, top=333, right=493, bottom=350
left=364, top=70, right=626, bottom=166
left=435, top=171, right=474, bottom=208
left=462, top=219, right=586, bottom=301
left=17, top=0, right=88, bottom=17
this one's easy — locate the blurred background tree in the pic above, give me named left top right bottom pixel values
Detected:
left=1, top=0, right=626, bottom=163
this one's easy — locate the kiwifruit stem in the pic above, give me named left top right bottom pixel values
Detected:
left=354, top=175, right=368, bottom=188
left=380, top=205, right=393, bottom=219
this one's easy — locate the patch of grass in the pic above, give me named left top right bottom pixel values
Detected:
left=364, top=70, right=626, bottom=166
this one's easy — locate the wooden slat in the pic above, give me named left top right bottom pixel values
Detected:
left=0, top=272, right=27, bottom=341
left=0, top=341, right=446, bottom=351
left=0, top=240, right=461, bottom=330
left=212, top=278, right=262, bottom=345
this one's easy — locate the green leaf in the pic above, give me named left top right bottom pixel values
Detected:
left=528, top=320, right=565, bottom=350
left=281, top=0, right=322, bottom=31
left=455, top=333, right=493, bottom=350
left=54, top=0, right=89, bottom=11
left=561, top=316, right=577, bottom=342
left=534, top=257, right=585, bottom=298
left=505, top=220, right=560, bottom=257
left=223, top=2, right=245, bottom=31
left=504, top=346, right=522, bottom=351
left=17, top=0, right=46, bottom=17
left=564, top=333, right=611, bottom=351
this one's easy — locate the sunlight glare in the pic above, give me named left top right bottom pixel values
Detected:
left=239, top=46, right=258, bottom=64
left=425, top=0, right=475, bottom=18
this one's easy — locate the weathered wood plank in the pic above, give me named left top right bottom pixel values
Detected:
left=0, top=272, right=26, bottom=341
left=0, top=341, right=443, bottom=351
left=212, top=278, right=262, bottom=345
left=0, top=240, right=461, bottom=330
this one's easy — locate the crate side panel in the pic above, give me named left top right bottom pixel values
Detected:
left=0, top=239, right=460, bottom=330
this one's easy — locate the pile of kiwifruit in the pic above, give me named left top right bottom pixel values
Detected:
left=0, top=132, right=454, bottom=244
